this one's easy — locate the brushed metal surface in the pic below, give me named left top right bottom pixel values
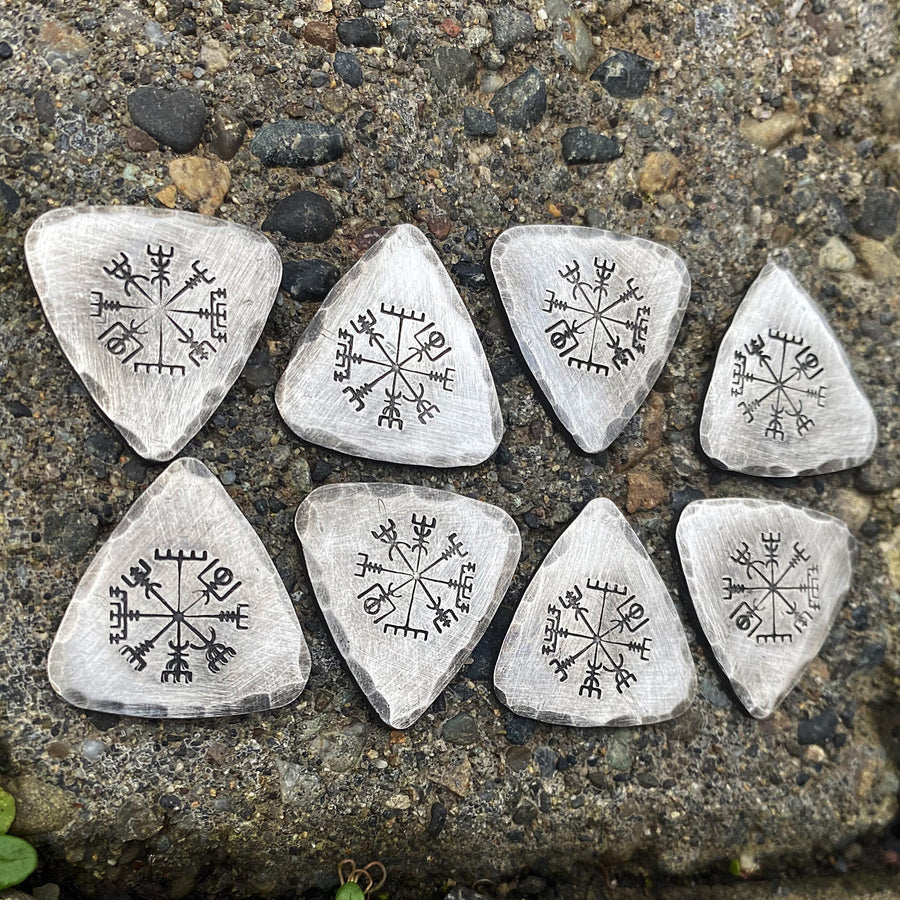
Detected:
left=699, top=263, right=877, bottom=476
left=25, top=206, right=282, bottom=462
left=276, top=224, right=503, bottom=467
left=48, top=458, right=311, bottom=718
left=494, top=498, right=696, bottom=727
left=295, top=482, right=521, bottom=728
left=676, top=498, right=856, bottom=718
left=491, top=225, right=691, bottom=453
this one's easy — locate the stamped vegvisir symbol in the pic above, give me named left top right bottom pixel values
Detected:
left=542, top=580, right=652, bottom=699
left=109, top=548, right=248, bottom=683
left=541, top=257, right=650, bottom=377
left=334, top=303, right=455, bottom=430
left=722, top=531, right=820, bottom=643
left=730, top=329, right=827, bottom=441
left=90, top=245, right=228, bottom=376
left=353, top=513, right=476, bottom=641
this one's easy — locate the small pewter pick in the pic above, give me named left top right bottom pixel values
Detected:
left=295, top=482, right=521, bottom=729
left=276, top=224, right=503, bottom=467
left=48, top=458, right=311, bottom=718
left=494, top=498, right=696, bottom=727
left=25, top=207, right=283, bottom=462
left=491, top=225, right=691, bottom=453
left=700, top=262, right=877, bottom=477
left=676, top=498, right=856, bottom=718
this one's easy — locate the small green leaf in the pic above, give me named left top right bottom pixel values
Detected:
left=336, top=883, right=365, bottom=900
left=729, top=858, right=742, bottom=877
left=0, top=790, right=15, bottom=835
left=0, top=834, right=38, bottom=890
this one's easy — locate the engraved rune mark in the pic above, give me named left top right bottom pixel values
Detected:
left=91, top=246, right=228, bottom=376
left=542, top=580, right=651, bottom=700
left=334, top=303, right=454, bottom=430
left=109, top=548, right=248, bottom=684
left=354, top=513, right=475, bottom=640
left=541, top=258, right=650, bottom=377
left=721, top=531, right=820, bottom=643
left=730, top=329, right=827, bottom=440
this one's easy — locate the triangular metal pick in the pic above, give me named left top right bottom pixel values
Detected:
left=48, top=458, right=310, bottom=718
left=25, top=207, right=282, bottom=461
left=494, top=498, right=695, bottom=727
left=491, top=226, right=690, bottom=453
left=295, top=483, right=520, bottom=728
left=700, top=263, right=877, bottom=476
left=276, top=224, right=503, bottom=467
left=676, top=498, right=855, bottom=718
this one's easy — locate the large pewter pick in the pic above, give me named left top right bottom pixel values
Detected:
left=494, top=498, right=696, bottom=727
left=25, top=207, right=282, bottom=461
left=295, top=483, right=521, bottom=728
left=276, top=224, right=503, bottom=467
left=48, top=458, right=311, bottom=718
left=700, top=262, right=877, bottom=476
left=491, top=226, right=690, bottom=453
left=676, top=498, right=856, bottom=718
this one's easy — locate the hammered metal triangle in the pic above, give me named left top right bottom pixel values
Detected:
left=48, top=458, right=311, bottom=718
left=491, top=226, right=690, bottom=453
left=676, top=498, right=856, bottom=718
left=494, top=498, right=696, bottom=727
left=276, top=224, right=503, bottom=467
left=295, top=483, right=521, bottom=728
left=26, top=207, right=282, bottom=461
left=700, top=263, right=877, bottom=476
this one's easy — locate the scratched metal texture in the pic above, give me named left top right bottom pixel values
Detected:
left=276, top=223, right=503, bottom=467
left=494, top=497, right=696, bottom=727
left=47, top=458, right=310, bottom=717
left=676, top=498, right=856, bottom=719
left=699, top=262, right=877, bottom=477
left=295, top=482, right=521, bottom=728
left=491, top=225, right=691, bottom=453
left=25, top=206, right=282, bottom=461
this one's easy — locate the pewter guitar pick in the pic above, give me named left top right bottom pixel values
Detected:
left=276, top=224, right=503, bottom=467
left=676, top=498, right=856, bottom=718
left=295, top=483, right=520, bottom=728
left=48, top=458, right=311, bottom=717
left=494, top=498, right=695, bottom=727
left=491, top=226, right=690, bottom=453
left=25, top=207, right=282, bottom=461
left=700, top=263, right=877, bottom=477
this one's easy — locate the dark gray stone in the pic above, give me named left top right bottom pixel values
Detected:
left=490, top=6, right=535, bottom=51
left=561, top=126, right=622, bottom=164
left=429, top=46, right=477, bottom=92
left=250, top=121, right=343, bottom=168
left=463, top=106, right=498, bottom=137
left=0, top=179, right=19, bottom=215
left=750, top=155, right=786, bottom=196
left=262, top=191, right=337, bottom=243
left=280, top=259, right=340, bottom=302
left=591, top=49, right=653, bottom=99
left=208, top=105, right=246, bottom=161
left=337, top=17, right=381, bottom=47
left=855, top=188, right=899, bottom=240
left=490, top=66, right=547, bottom=130
left=126, top=87, right=206, bottom=153
left=822, top=193, right=852, bottom=236
left=797, top=710, right=839, bottom=745
left=441, top=712, right=479, bottom=746
left=33, top=90, right=56, bottom=125
left=334, top=51, right=363, bottom=87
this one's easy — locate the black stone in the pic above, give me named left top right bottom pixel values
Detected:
left=262, top=191, right=337, bottom=243
left=428, top=46, right=477, bottom=93
left=797, top=709, right=839, bottom=745
left=505, top=712, right=537, bottom=745
left=250, top=121, right=343, bottom=168
left=441, top=712, right=479, bottom=746
left=0, top=42, right=12, bottom=60
left=126, top=87, right=206, bottom=153
left=0, top=179, right=20, bottom=215
left=85, top=431, right=123, bottom=464
left=33, top=90, right=56, bottom=125
left=427, top=801, right=447, bottom=837
left=490, top=6, right=535, bottom=51
left=490, top=66, right=547, bottom=131
left=280, top=259, right=340, bottom=302
left=208, top=106, right=247, bottom=162
left=334, top=51, right=363, bottom=88
left=672, top=486, right=705, bottom=513
left=450, top=261, right=487, bottom=289
left=591, top=50, right=653, bottom=99
left=6, top=399, right=31, bottom=418
left=463, top=106, right=498, bottom=137
left=855, top=188, right=899, bottom=240
left=561, top=127, right=622, bottom=165
left=310, top=460, right=332, bottom=483
left=495, top=442, right=514, bottom=465
left=360, top=0, right=384, bottom=7
left=337, top=17, right=381, bottom=47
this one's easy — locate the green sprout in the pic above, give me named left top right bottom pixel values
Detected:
left=0, top=788, right=38, bottom=891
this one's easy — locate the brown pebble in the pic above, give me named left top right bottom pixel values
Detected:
left=738, top=111, right=800, bottom=150
left=639, top=151, right=682, bottom=194
left=771, top=223, right=794, bottom=245
left=125, top=126, right=158, bottom=153
left=305, top=21, right=337, bottom=52
left=625, top=468, right=666, bottom=513
left=440, top=17, right=461, bottom=37
left=352, top=225, right=390, bottom=255
left=46, top=741, right=70, bottom=759
left=426, top=213, right=451, bottom=240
